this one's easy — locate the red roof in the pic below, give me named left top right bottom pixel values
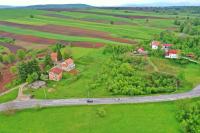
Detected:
left=65, top=58, right=74, bottom=65
left=163, top=44, right=173, bottom=47
left=51, top=52, right=57, bottom=61
left=166, top=50, right=178, bottom=55
left=138, top=48, right=144, bottom=51
left=151, top=41, right=160, bottom=46
left=50, top=67, right=62, bottom=74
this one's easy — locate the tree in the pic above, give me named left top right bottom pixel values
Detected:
left=61, top=47, right=72, bottom=59
left=0, top=55, right=3, bottom=62
left=10, top=66, right=17, bottom=74
left=30, top=15, right=34, bottom=18
left=17, top=59, right=41, bottom=82
left=110, top=21, right=114, bottom=25
left=44, top=55, right=53, bottom=68
left=57, top=49, right=62, bottom=61
left=8, top=53, right=16, bottom=63
left=26, top=72, right=39, bottom=83
left=2, top=55, right=11, bottom=64
left=17, top=49, right=26, bottom=60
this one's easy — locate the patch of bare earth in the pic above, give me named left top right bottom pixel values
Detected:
left=0, top=21, right=137, bottom=45
left=0, top=64, right=16, bottom=93
left=0, top=31, right=57, bottom=44
left=0, top=31, right=104, bottom=48
left=65, top=11, right=173, bottom=20
left=14, top=40, right=50, bottom=50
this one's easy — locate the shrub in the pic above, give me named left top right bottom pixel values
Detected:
left=96, top=107, right=106, bottom=118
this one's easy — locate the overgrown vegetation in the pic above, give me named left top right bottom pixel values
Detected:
left=92, top=45, right=180, bottom=96
left=177, top=100, right=200, bottom=133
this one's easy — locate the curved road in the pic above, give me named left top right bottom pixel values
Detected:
left=0, top=85, right=200, bottom=112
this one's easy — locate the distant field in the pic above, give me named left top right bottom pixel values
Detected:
left=0, top=102, right=181, bottom=133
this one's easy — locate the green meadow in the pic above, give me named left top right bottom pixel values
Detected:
left=0, top=102, right=181, bottom=133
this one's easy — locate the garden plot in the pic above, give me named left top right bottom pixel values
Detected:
left=0, top=21, right=136, bottom=44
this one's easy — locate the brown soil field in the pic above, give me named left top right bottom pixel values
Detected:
left=14, top=40, right=50, bottom=50
left=0, top=21, right=137, bottom=44
left=0, top=64, right=16, bottom=93
left=69, top=11, right=172, bottom=20
left=0, top=31, right=57, bottom=44
left=64, top=41, right=104, bottom=48
left=0, top=42, right=24, bottom=53
left=0, top=31, right=104, bottom=48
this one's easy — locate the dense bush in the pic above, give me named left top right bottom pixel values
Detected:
left=177, top=101, right=200, bottom=133
left=17, top=59, right=41, bottom=82
left=94, top=54, right=179, bottom=96
left=103, top=44, right=133, bottom=55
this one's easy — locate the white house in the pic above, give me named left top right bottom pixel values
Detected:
left=60, top=58, right=75, bottom=72
left=151, top=41, right=160, bottom=50
left=165, top=50, right=179, bottom=59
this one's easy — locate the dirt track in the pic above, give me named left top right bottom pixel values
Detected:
left=0, top=21, right=137, bottom=44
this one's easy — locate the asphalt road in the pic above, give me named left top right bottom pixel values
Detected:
left=0, top=85, right=200, bottom=112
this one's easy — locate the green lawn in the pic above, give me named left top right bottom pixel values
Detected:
left=0, top=89, right=18, bottom=104
left=0, top=9, right=46, bottom=20
left=0, top=102, right=181, bottom=133
left=25, top=47, right=112, bottom=99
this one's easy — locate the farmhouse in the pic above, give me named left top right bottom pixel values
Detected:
left=151, top=41, right=160, bottom=50
left=162, top=44, right=173, bottom=51
left=165, top=50, right=179, bottom=59
left=60, top=58, right=75, bottom=72
left=137, top=48, right=148, bottom=55
left=49, top=67, right=63, bottom=81
left=51, top=52, right=58, bottom=62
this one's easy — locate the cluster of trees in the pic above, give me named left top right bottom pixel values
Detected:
left=91, top=45, right=179, bottom=96
left=0, top=49, right=26, bottom=64
left=52, top=43, right=72, bottom=61
left=157, top=30, right=200, bottom=60
left=177, top=101, right=200, bottom=133
left=103, top=44, right=133, bottom=55
left=17, top=59, right=41, bottom=83
left=174, top=17, right=200, bottom=35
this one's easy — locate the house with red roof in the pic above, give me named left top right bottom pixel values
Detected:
left=151, top=41, right=160, bottom=50
left=60, top=58, right=75, bottom=72
left=51, top=52, right=58, bottom=62
left=137, top=48, right=148, bottom=55
left=49, top=67, right=63, bottom=81
left=165, top=50, right=179, bottom=59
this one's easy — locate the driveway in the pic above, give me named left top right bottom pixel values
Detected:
left=0, top=85, right=200, bottom=112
